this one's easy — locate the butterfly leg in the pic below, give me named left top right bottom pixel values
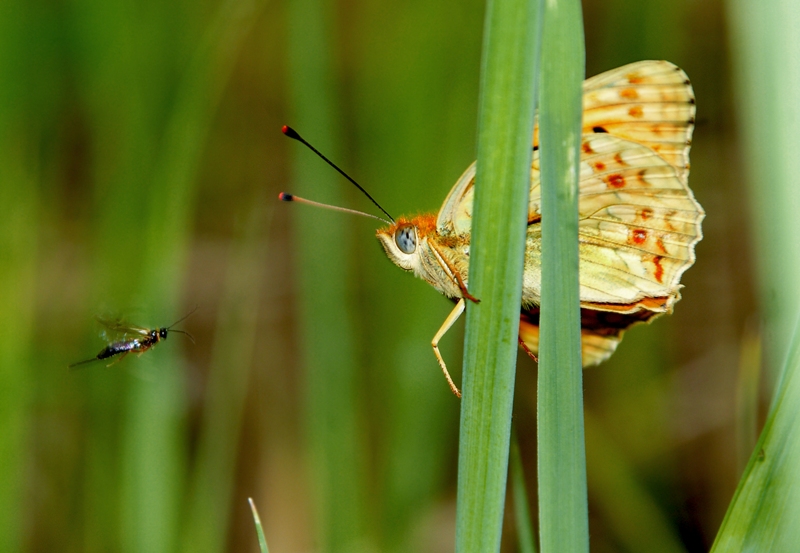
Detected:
left=428, top=242, right=480, bottom=303
left=453, top=271, right=480, bottom=304
left=518, top=336, right=538, bottom=363
left=432, top=298, right=466, bottom=398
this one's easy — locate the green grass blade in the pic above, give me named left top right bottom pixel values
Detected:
left=455, top=0, right=542, bottom=550
left=536, top=0, right=587, bottom=551
left=710, top=317, right=800, bottom=550
left=511, top=432, right=538, bottom=553
left=248, top=498, right=271, bottom=553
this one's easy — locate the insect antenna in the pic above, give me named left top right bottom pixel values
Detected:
left=278, top=193, right=391, bottom=225
left=281, top=125, right=395, bottom=223
left=168, top=329, right=196, bottom=344
left=166, top=305, right=198, bottom=331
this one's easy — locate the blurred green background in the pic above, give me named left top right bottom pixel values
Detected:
left=1, top=0, right=793, bottom=551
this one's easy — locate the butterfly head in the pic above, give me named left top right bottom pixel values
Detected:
left=377, top=219, right=417, bottom=271
left=377, top=214, right=440, bottom=271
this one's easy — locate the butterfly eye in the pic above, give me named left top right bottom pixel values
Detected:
left=394, top=225, right=417, bottom=254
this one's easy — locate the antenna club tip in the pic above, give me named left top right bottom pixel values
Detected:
left=278, top=192, right=293, bottom=201
left=281, top=125, right=301, bottom=140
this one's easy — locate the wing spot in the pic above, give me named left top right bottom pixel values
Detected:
left=606, top=173, right=626, bottom=189
left=665, top=210, right=677, bottom=231
left=593, top=161, right=606, bottom=172
left=593, top=126, right=609, bottom=133
left=628, top=106, right=644, bottom=118
left=653, top=256, right=665, bottom=283
left=636, top=169, right=649, bottom=186
left=614, top=152, right=627, bottom=166
left=627, top=73, right=644, bottom=84
left=630, top=228, right=648, bottom=245
left=656, top=237, right=668, bottom=254
left=640, top=208, right=653, bottom=220
left=582, top=142, right=595, bottom=154
left=620, top=88, right=639, bottom=99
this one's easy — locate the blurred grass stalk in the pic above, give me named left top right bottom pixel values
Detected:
left=510, top=433, right=537, bottom=553
left=454, top=0, right=540, bottom=550
left=0, top=94, right=38, bottom=553
left=180, top=200, right=268, bottom=553
left=536, top=0, right=588, bottom=551
left=0, top=2, right=43, bottom=550
left=726, top=0, right=800, bottom=382
left=583, top=411, right=684, bottom=553
left=285, top=0, right=370, bottom=550
left=711, top=0, right=800, bottom=548
left=120, top=2, right=258, bottom=552
left=167, top=2, right=263, bottom=552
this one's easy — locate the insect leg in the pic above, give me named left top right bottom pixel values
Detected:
left=105, top=352, right=129, bottom=367
left=432, top=298, right=466, bottom=398
left=518, top=335, right=538, bottom=362
left=427, top=242, right=480, bottom=303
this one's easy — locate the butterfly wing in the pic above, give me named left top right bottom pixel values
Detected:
left=435, top=60, right=703, bottom=365
left=438, top=60, right=695, bottom=234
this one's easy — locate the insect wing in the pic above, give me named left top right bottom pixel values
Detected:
left=580, top=60, right=695, bottom=180
left=432, top=60, right=703, bottom=367
left=436, top=60, right=697, bottom=234
left=95, top=316, right=151, bottom=341
left=528, top=133, right=704, bottom=307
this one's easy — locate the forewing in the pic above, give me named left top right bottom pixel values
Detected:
left=438, top=60, right=696, bottom=235
left=436, top=161, right=476, bottom=235
left=95, top=316, right=150, bottom=341
left=580, top=60, right=695, bottom=182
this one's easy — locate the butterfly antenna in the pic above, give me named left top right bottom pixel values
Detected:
left=282, top=125, right=395, bottom=223
left=278, top=193, right=391, bottom=225
left=167, top=305, right=198, bottom=329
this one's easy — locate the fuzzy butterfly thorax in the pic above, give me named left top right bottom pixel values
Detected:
left=376, top=60, right=703, bottom=387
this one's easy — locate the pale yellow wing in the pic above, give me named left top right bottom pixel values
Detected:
left=434, top=60, right=701, bottom=367
left=523, top=133, right=704, bottom=309
left=580, top=60, right=695, bottom=182
left=436, top=60, right=696, bottom=235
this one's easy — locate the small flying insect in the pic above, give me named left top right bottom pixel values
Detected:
left=69, top=307, right=197, bottom=368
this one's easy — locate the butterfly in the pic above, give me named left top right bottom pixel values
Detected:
left=282, top=60, right=704, bottom=397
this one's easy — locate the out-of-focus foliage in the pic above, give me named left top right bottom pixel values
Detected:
left=0, top=0, right=791, bottom=550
